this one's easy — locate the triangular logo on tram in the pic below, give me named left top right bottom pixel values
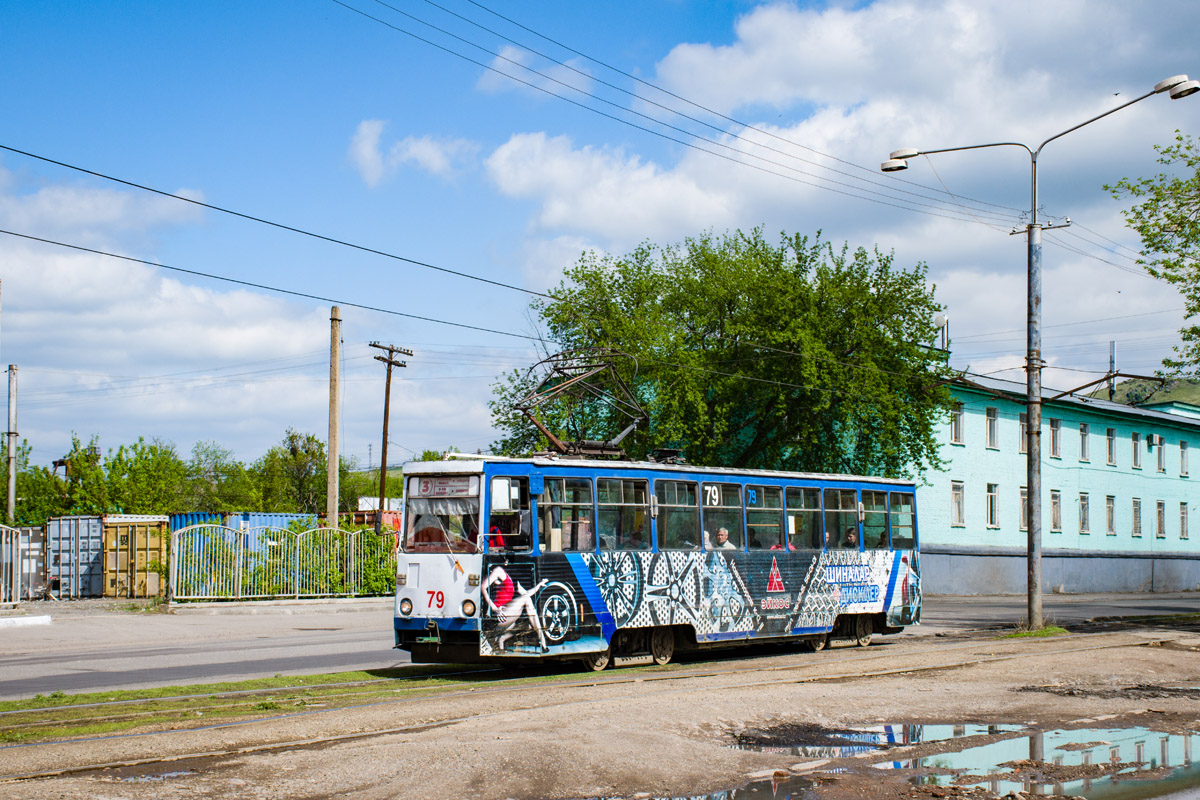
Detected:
left=767, top=557, right=785, bottom=592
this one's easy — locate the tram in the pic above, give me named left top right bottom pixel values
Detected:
left=393, top=454, right=921, bottom=669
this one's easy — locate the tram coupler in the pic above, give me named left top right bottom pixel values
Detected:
left=416, top=620, right=442, bottom=645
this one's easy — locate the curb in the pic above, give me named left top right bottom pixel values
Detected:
left=0, top=615, right=52, bottom=628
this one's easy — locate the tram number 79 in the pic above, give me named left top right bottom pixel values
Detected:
left=426, top=590, right=445, bottom=610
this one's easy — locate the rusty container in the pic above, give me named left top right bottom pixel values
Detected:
left=102, top=515, right=170, bottom=598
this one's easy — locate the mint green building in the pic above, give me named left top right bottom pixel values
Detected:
left=917, top=375, right=1200, bottom=594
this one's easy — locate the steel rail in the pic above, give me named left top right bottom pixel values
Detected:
left=0, top=631, right=1169, bottom=782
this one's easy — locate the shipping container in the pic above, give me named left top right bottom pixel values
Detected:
left=169, top=512, right=223, bottom=532
left=48, top=516, right=104, bottom=598
left=102, top=515, right=169, bottom=598
left=224, top=512, right=317, bottom=553
left=223, top=512, right=316, bottom=531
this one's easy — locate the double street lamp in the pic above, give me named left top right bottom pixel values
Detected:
left=882, top=75, right=1199, bottom=628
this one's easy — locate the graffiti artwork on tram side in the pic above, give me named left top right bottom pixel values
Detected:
left=477, top=548, right=914, bottom=654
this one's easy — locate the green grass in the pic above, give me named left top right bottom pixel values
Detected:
left=1000, top=625, right=1069, bottom=638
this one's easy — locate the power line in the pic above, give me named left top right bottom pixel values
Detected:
left=0, top=227, right=550, bottom=342
left=0, top=143, right=550, bottom=301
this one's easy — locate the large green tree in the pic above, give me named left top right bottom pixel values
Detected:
left=1108, top=131, right=1200, bottom=374
left=186, top=440, right=260, bottom=510
left=490, top=229, right=954, bottom=478
left=105, top=437, right=189, bottom=514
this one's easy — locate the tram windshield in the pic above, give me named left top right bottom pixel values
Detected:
left=403, top=497, right=479, bottom=553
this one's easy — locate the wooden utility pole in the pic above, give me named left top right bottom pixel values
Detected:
left=326, top=307, right=342, bottom=528
left=370, top=341, right=411, bottom=534
left=7, top=365, right=16, bottom=524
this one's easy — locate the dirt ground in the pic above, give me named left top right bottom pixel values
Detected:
left=2, top=625, right=1200, bottom=800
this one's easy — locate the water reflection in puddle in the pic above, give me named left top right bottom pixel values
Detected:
left=119, top=770, right=194, bottom=783
left=875, top=727, right=1200, bottom=799
left=736, top=722, right=1026, bottom=758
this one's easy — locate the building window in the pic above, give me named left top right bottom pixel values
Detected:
left=1157, top=437, right=1166, bottom=473
left=1182, top=441, right=1189, bottom=477
left=1019, top=487, right=1028, bottom=531
left=986, top=407, right=998, bottom=449
left=1079, top=493, right=1090, bottom=534
left=950, top=403, right=964, bottom=444
left=1132, top=432, right=1142, bottom=469
left=1107, top=428, right=1117, bottom=465
left=1106, top=495, right=1116, bottom=535
left=1079, top=423, right=1090, bottom=462
left=1050, top=418, right=1061, bottom=458
left=1018, top=412, right=1027, bottom=453
left=1050, top=490, right=1062, bottom=533
left=1182, top=502, right=1189, bottom=540
left=1156, top=500, right=1166, bottom=539
left=951, top=481, right=965, bottom=527
left=986, top=483, right=999, bottom=528
left=1132, top=498, right=1142, bottom=537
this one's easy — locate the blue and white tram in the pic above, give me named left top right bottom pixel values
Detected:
left=393, top=455, right=920, bottom=669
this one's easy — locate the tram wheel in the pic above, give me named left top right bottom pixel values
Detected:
left=854, top=615, right=873, bottom=648
left=808, top=633, right=828, bottom=652
left=580, top=647, right=612, bottom=672
left=650, top=627, right=674, bottom=666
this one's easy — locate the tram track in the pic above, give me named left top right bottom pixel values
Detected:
left=0, top=627, right=1174, bottom=783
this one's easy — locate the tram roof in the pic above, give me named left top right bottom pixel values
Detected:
left=402, top=454, right=915, bottom=487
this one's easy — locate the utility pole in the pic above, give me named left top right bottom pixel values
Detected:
left=1108, top=341, right=1116, bottom=401
left=326, top=307, right=342, bottom=529
left=7, top=365, right=16, bottom=524
left=370, top=341, right=411, bottom=534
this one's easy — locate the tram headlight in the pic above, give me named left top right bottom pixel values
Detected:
left=461, top=599, right=477, bottom=617
left=399, top=598, right=413, bottom=616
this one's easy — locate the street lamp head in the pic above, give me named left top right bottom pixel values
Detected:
left=1154, top=75, right=1190, bottom=94
left=881, top=159, right=909, bottom=173
left=889, top=148, right=920, bottom=160
left=1169, top=80, right=1200, bottom=99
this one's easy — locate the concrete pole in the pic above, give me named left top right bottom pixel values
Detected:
left=7, top=365, right=16, bottom=524
left=326, top=307, right=341, bottom=528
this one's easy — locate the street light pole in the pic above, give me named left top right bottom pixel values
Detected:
left=882, top=75, right=1199, bottom=628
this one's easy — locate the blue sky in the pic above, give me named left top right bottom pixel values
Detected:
left=2, top=0, right=1199, bottom=469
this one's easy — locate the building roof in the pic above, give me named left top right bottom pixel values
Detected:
left=956, top=373, right=1200, bottom=430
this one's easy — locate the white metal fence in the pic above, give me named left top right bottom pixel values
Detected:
left=169, top=525, right=398, bottom=602
left=1, top=525, right=45, bottom=604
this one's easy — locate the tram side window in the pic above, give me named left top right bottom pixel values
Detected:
left=597, top=478, right=650, bottom=550
left=746, top=485, right=785, bottom=549
left=540, top=478, right=593, bottom=552
left=656, top=480, right=700, bottom=550
left=890, top=492, right=916, bottom=550
left=487, top=476, right=532, bottom=552
left=824, top=488, right=859, bottom=550
left=703, top=483, right=743, bottom=550
left=786, top=487, right=822, bottom=549
left=862, top=490, right=889, bottom=549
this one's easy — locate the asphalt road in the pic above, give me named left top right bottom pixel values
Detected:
left=0, top=592, right=1196, bottom=700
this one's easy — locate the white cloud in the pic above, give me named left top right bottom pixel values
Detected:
left=486, top=132, right=736, bottom=248
left=348, top=120, right=478, bottom=187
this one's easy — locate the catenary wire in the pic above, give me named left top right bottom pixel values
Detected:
left=456, top=0, right=1026, bottom=216
left=329, top=0, right=1019, bottom=227
left=387, top=0, right=1021, bottom=219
